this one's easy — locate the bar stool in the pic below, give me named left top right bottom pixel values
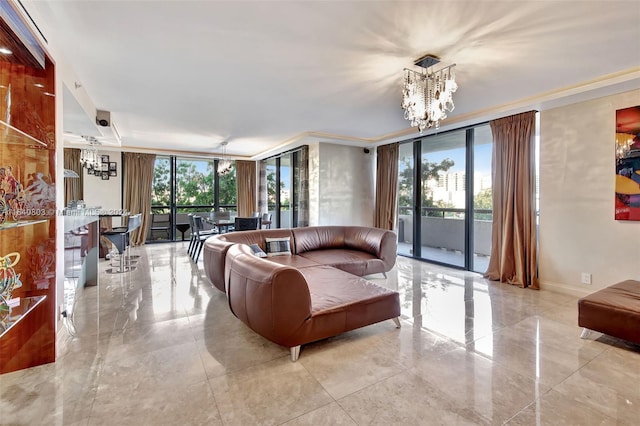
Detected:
left=103, top=214, right=142, bottom=273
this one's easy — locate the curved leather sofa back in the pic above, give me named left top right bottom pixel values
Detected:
left=225, top=244, right=312, bottom=346
left=203, top=226, right=397, bottom=293
left=293, top=226, right=346, bottom=253
left=203, top=229, right=294, bottom=291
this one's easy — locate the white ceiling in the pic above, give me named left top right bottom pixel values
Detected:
left=28, top=1, right=640, bottom=159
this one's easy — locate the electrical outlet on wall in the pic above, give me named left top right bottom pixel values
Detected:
left=581, top=272, right=592, bottom=285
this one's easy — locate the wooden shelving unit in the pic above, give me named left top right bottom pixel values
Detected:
left=0, top=5, right=57, bottom=373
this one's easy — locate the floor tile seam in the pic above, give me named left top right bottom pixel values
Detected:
left=482, top=379, right=553, bottom=425
left=552, top=343, right=640, bottom=407
left=546, top=387, right=623, bottom=425
left=274, top=401, right=337, bottom=426
left=475, top=353, right=560, bottom=390
left=200, top=376, right=225, bottom=426
left=100, top=336, right=201, bottom=368
left=504, top=314, right=600, bottom=343
left=332, top=367, right=409, bottom=403
left=203, top=352, right=291, bottom=381
left=83, top=384, right=100, bottom=426
left=498, top=387, right=550, bottom=426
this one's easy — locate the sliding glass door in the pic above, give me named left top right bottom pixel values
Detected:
left=420, top=130, right=466, bottom=266
left=397, top=143, right=414, bottom=256
left=148, top=155, right=237, bottom=243
left=397, top=124, right=493, bottom=272
left=472, top=126, right=493, bottom=272
left=264, top=148, right=306, bottom=229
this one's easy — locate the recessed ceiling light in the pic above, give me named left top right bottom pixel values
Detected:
left=0, top=47, right=12, bottom=55
left=34, top=83, right=45, bottom=88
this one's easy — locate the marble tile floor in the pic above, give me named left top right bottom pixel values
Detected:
left=1, top=242, right=638, bottom=425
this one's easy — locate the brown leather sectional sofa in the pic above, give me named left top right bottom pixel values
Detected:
left=203, top=226, right=400, bottom=360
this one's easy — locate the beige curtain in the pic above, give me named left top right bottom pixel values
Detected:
left=257, top=160, right=267, bottom=214
left=122, top=152, right=156, bottom=246
left=296, top=146, right=309, bottom=227
left=484, top=111, right=538, bottom=289
left=374, top=143, right=399, bottom=230
left=236, top=160, right=256, bottom=217
left=63, top=148, right=83, bottom=206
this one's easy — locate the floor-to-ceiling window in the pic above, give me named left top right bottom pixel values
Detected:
left=148, top=155, right=236, bottom=242
left=472, top=126, right=493, bottom=273
left=397, top=143, right=415, bottom=256
left=420, top=129, right=467, bottom=267
left=397, top=123, right=493, bottom=272
left=149, top=155, right=173, bottom=242
left=263, top=149, right=304, bottom=229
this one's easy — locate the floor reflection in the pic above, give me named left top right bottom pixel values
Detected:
left=1, top=243, right=638, bottom=425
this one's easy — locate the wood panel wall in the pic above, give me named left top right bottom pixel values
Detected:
left=0, top=15, right=56, bottom=374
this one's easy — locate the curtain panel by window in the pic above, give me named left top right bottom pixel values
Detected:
left=63, top=148, right=83, bottom=206
left=296, top=145, right=309, bottom=227
left=236, top=160, right=257, bottom=217
left=484, top=111, right=538, bottom=289
left=257, top=161, right=267, bottom=214
left=375, top=143, right=399, bottom=230
left=123, top=152, right=156, bottom=246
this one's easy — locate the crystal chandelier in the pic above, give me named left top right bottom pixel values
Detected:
left=401, top=54, right=457, bottom=132
left=79, top=136, right=101, bottom=170
left=217, top=141, right=233, bottom=175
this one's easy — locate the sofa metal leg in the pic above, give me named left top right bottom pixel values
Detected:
left=580, top=328, right=592, bottom=339
left=392, top=317, right=401, bottom=328
left=290, top=346, right=300, bottom=362
left=382, top=272, right=387, bottom=279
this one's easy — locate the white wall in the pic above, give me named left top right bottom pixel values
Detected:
left=308, top=143, right=375, bottom=226
left=539, top=89, right=640, bottom=295
left=82, top=150, right=123, bottom=225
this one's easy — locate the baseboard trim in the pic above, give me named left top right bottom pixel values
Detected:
left=539, top=279, right=593, bottom=298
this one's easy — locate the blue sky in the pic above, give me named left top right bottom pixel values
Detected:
left=425, top=144, right=492, bottom=174
left=176, top=144, right=492, bottom=182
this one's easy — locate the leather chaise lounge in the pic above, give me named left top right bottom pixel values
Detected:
left=203, top=226, right=401, bottom=360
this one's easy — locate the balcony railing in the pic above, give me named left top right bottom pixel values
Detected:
left=398, top=206, right=492, bottom=219
left=147, top=204, right=238, bottom=242
left=398, top=206, right=493, bottom=256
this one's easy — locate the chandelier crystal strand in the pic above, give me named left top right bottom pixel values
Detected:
left=80, top=137, right=100, bottom=170
left=401, top=62, right=457, bottom=132
left=217, top=141, right=232, bottom=175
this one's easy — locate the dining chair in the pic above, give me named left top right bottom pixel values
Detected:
left=149, top=211, right=171, bottom=240
left=192, top=216, right=217, bottom=261
left=261, top=213, right=272, bottom=229
left=187, top=213, right=197, bottom=256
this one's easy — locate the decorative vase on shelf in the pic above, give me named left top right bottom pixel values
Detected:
left=0, top=252, right=22, bottom=311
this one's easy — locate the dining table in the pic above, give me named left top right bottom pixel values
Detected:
left=204, top=218, right=235, bottom=234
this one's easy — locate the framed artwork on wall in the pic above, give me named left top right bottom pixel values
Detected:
left=615, top=105, right=640, bottom=221
left=101, top=155, right=109, bottom=163
left=101, top=171, right=109, bottom=180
